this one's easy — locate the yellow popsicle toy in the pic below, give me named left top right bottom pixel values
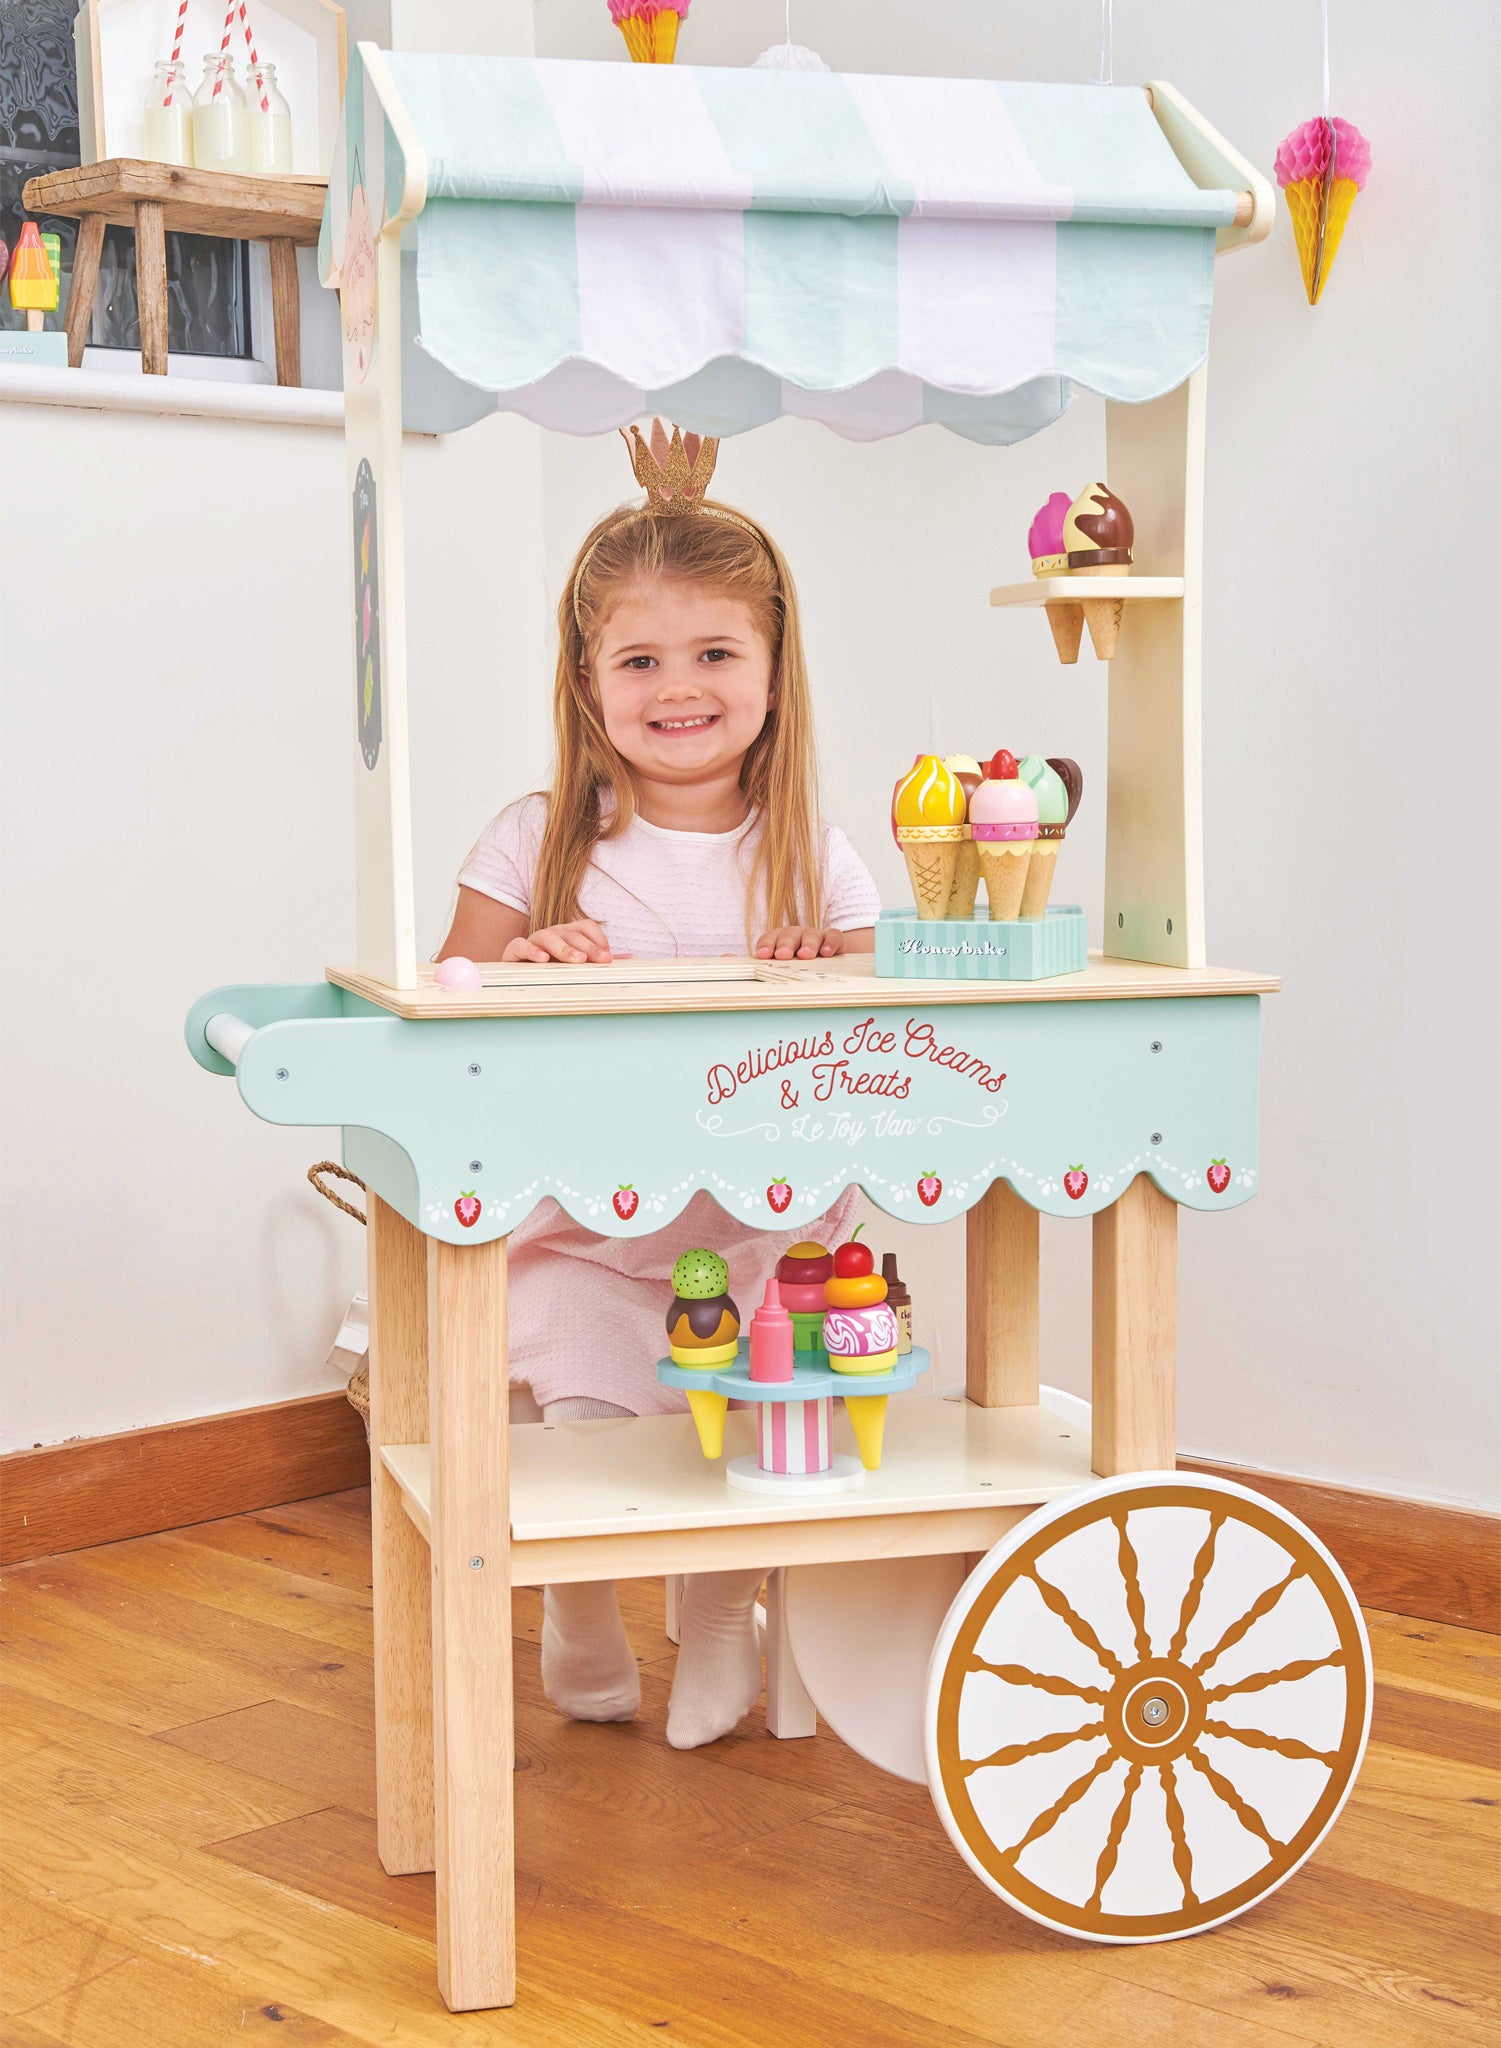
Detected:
left=8, top=221, right=57, bottom=332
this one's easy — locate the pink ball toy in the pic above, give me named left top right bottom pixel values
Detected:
left=434, top=955, right=482, bottom=990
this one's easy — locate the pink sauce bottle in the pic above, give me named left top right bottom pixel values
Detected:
left=748, top=1276, right=795, bottom=1382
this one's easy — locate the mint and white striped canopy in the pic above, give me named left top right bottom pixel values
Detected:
left=326, top=51, right=1236, bottom=441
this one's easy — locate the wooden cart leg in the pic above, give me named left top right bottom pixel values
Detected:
left=428, top=1234, right=514, bottom=2012
left=268, top=236, right=301, bottom=387
left=1091, top=1176, right=1177, bottom=1475
left=133, top=200, right=168, bottom=375
left=367, top=1195, right=433, bottom=1876
left=762, top=1569, right=816, bottom=1740
left=965, top=1178, right=1040, bottom=1406
left=664, top=1573, right=683, bottom=1644
left=65, top=213, right=105, bottom=367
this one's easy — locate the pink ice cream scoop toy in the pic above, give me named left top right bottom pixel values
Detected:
left=969, top=751, right=1040, bottom=843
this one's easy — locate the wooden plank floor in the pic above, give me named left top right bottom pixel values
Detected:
left=2, top=1488, right=1497, bottom=2048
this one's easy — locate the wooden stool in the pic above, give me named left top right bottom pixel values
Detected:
left=21, top=159, right=325, bottom=383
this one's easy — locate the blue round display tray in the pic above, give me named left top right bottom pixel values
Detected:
left=656, top=1341, right=929, bottom=1403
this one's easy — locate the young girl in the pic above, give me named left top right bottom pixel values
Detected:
left=440, top=424, right=879, bottom=1750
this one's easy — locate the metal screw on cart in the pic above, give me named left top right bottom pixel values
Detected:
left=275, top=1067, right=289, bottom=1080
left=1141, top=1696, right=1169, bottom=1725
left=469, top=1556, right=484, bottom=1570
left=1151, top=1040, right=1163, bottom=1053
left=468, top=1063, right=482, bottom=1076
left=1151, top=1132, right=1163, bottom=1146
left=469, top=1160, right=483, bottom=1172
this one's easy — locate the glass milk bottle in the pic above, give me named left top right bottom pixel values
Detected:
left=192, top=53, right=249, bottom=174
left=142, top=61, right=195, bottom=166
left=245, top=63, right=293, bottom=174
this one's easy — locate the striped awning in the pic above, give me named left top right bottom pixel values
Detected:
left=323, top=50, right=1238, bottom=440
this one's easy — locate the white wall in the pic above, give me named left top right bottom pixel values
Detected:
left=4, top=1, right=1496, bottom=1507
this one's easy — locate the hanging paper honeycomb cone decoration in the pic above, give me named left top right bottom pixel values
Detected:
left=1283, top=174, right=1360, bottom=305
left=1274, top=117, right=1372, bottom=306
left=610, top=0, right=687, bottom=62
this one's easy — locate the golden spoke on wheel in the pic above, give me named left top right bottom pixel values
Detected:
left=1160, top=1759, right=1199, bottom=1909
left=1202, top=1718, right=1338, bottom=1767
left=996, top=1746, right=1119, bottom=1868
left=1167, top=1509, right=1225, bottom=1663
left=965, top=1657, right=1111, bottom=1705
left=1184, top=1744, right=1283, bottom=1855
left=1202, top=1650, right=1345, bottom=1704
left=962, top=1720, right=1106, bottom=1776
left=1087, top=1760, right=1143, bottom=1910
left=1028, top=1569, right=1125, bottom=1679
left=1113, top=1512, right=1153, bottom=1665
left=1191, top=1561, right=1305, bottom=1678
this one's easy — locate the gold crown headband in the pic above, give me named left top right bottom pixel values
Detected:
left=571, top=419, right=770, bottom=637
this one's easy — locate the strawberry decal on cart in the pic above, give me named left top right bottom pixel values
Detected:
left=1206, top=1158, right=1232, bottom=1194
left=917, top=1171, right=943, bottom=1207
left=454, top=1191, right=482, bottom=1228
left=1063, top=1165, right=1089, bottom=1200
left=612, top=1185, right=640, bottom=1220
left=767, top=1177, right=792, bottom=1213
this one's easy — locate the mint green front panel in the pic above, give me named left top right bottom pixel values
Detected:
left=213, top=992, right=1262, bottom=1245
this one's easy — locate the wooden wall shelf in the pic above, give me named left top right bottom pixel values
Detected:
left=989, top=575, right=1186, bottom=607
left=21, top=159, right=326, bottom=383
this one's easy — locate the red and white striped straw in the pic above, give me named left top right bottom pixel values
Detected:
left=211, top=0, right=236, bottom=97
left=162, top=0, right=190, bottom=105
left=238, top=1, right=270, bottom=113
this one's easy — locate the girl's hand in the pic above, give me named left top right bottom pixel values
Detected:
left=503, top=919, right=614, bottom=965
left=754, top=926, right=846, bottom=961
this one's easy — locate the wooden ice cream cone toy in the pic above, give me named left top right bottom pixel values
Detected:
left=1019, top=839, right=1059, bottom=917
left=969, top=750, right=1038, bottom=922
left=978, top=842, right=1031, bottom=919
left=897, top=827, right=964, bottom=918
left=1064, top=483, right=1134, bottom=661
left=1044, top=601, right=1085, bottom=664
left=842, top=1393, right=890, bottom=1470
left=891, top=755, right=967, bottom=920
left=684, top=1385, right=728, bottom=1458
left=947, top=833, right=981, bottom=918
left=1017, top=755, right=1082, bottom=916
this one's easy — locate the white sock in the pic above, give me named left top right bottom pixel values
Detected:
left=666, top=1567, right=765, bottom=1750
left=541, top=1579, right=641, bottom=1724
left=538, top=1400, right=639, bottom=1723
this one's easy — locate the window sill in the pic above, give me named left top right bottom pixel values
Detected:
left=0, top=360, right=344, bottom=429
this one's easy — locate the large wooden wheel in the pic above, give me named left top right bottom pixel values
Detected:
left=925, top=1473, right=1371, bottom=1942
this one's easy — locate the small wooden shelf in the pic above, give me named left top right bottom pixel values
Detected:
left=21, top=159, right=325, bottom=382
left=380, top=1399, right=1097, bottom=1586
left=22, top=159, right=326, bottom=243
left=989, top=575, right=1185, bottom=608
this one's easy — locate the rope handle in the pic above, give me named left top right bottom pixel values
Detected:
left=308, top=1160, right=367, bottom=1225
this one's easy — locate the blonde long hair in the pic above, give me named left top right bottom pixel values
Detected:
left=529, top=502, right=824, bottom=944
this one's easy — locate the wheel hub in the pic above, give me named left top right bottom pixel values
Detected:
left=1106, top=1660, right=1204, bottom=1763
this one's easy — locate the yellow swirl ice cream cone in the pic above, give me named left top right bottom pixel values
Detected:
left=892, top=754, right=967, bottom=920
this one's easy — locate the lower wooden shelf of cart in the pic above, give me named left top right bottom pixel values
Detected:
left=379, top=1395, right=1094, bottom=1586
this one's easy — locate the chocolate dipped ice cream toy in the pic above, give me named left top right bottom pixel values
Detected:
left=1064, top=483, right=1134, bottom=660
left=666, top=1247, right=739, bottom=1456
left=1018, top=755, right=1083, bottom=918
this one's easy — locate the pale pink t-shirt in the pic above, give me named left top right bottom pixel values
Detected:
left=459, top=794, right=881, bottom=957
left=456, top=795, right=881, bottom=1414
